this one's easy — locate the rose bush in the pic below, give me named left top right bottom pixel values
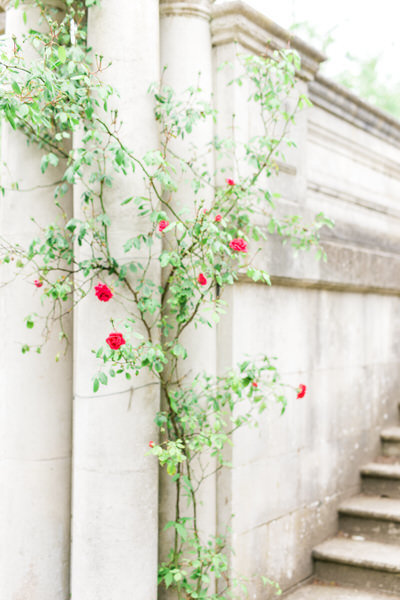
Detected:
left=0, top=2, right=330, bottom=596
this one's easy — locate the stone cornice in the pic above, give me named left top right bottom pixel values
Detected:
left=244, top=235, right=400, bottom=296
left=160, top=0, right=213, bottom=21
left=309, top=73, right=400, bottom=147
left=211, top=1, right=326, bottom=81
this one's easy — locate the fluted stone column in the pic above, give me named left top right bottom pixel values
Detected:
left=0, top=2, right=73, bottom=599
left=70, top=2, right=160, bottom=599
left=159, top=0, right=217, bottom=590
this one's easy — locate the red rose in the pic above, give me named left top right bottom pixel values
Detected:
left=106, top=332, right=126, bottom=350
left=297, top=384, right=306, bottom=399
left=198, top=273, right=207, bottom=286
left=34, top=280, right=43, bottom=288
left=229, top=238, right=247, bottom=253
left=203, top=208, right=207, bottom=214
left=94, top=283, right=113, bottom=302
left=226, top=178, right=235, bottom=186
left=252, top=382, right=258, bottom=388
left=158, top=220, right=169, bottom=232
left=149, top=441, right=155, bottom=448
left=215, top=214, right=222, bottom=222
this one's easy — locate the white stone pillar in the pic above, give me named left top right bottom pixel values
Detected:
left=0, top=2, right=73, bottom=599
left=159, top=0, right=217, bottom=584
left=70, top=2, right=160, bottom=599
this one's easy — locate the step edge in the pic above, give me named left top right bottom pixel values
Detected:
left=361, top=464, right=400, bottom=480
left=313, top=549, right=400, bottom=573
left=284, top=584, right=400, bottom=599
left=339, top=506, right=400, bottom=522
left=381, top=430, right=400, bottom=442
left=313, top=542, right=400, bottom=573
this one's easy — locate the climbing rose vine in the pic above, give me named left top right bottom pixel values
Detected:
left=0, top=0, right=329, bottom=597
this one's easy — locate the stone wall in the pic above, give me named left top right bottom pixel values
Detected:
left=213, top=2, right=400, bottom=596
left=1, top=1, right=400, bottom=599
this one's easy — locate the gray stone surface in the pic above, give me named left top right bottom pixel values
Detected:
left=285, top=584, right=400, bottom=599
left=314, top=537, right=400, bottom=572
left=362, top=463, right=400, bottom=497
left=382, top=429, right=400, bottom=442
left=339, top=495, right=400, bottom=521
left=338, top=494, right=400, bottom=543
left=382, top=429, right=400, bottom=457
left=314, top=537, right=400, bottom=593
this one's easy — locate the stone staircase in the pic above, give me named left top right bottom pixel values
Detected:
left=286, top=426, right=400, bottom=599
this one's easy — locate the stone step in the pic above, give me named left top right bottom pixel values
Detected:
left=313, top=537, right=400, bottom=594
left=285, top=583, right=400, bottom=599
left=382, top=428, right=400, bottom=457
left=362, top=462, right=400, bottom=498
left=339, top=495, right=400, bottom=543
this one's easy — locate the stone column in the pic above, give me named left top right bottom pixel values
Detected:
left=159, top=0, right=217, bottom=588
left=70, top=2, right=160, bottom=599
left=0, top=2, right=73, bottom=599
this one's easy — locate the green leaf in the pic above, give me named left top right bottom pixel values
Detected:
left=98, top=372, right=108, bottom=385
left=40, top=155, right=49, bottom=174
left=165, top=571, right=173, bottom=588
left=175, top=522, right=187, bottom=540
left=93, top=378, right=99, bottom=393
left=11, top=81, right=21, bottom=95
left=115, top=148, right=125, bottom=166
left=48, top=153, right=59, bottom=167
left=172, top=343, right=187, bottom=360
left=58, top=46, right=67, bottom=64
left=167, top=462, right=177, bottom=476
left=5, top=108, right=16, bottom=130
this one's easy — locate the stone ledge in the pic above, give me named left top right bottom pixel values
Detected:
left=211, top=0, right=326, bottom=81
left=309, top=74, right=400, bottom=148
left=246, top=235, right=400, bottom=296
left=308, top=180, right=400, bottom=221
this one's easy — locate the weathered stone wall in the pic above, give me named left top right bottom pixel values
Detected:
left=213, top=2, right=400, bottom=596
left=1, top=1, right=400, bottom=599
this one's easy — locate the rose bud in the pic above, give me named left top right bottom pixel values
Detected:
left=197, top=273, right=207, bottom=286
left=297, top=384, right=306, bottom=399
left=158, top=220, right=169, bottom=232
